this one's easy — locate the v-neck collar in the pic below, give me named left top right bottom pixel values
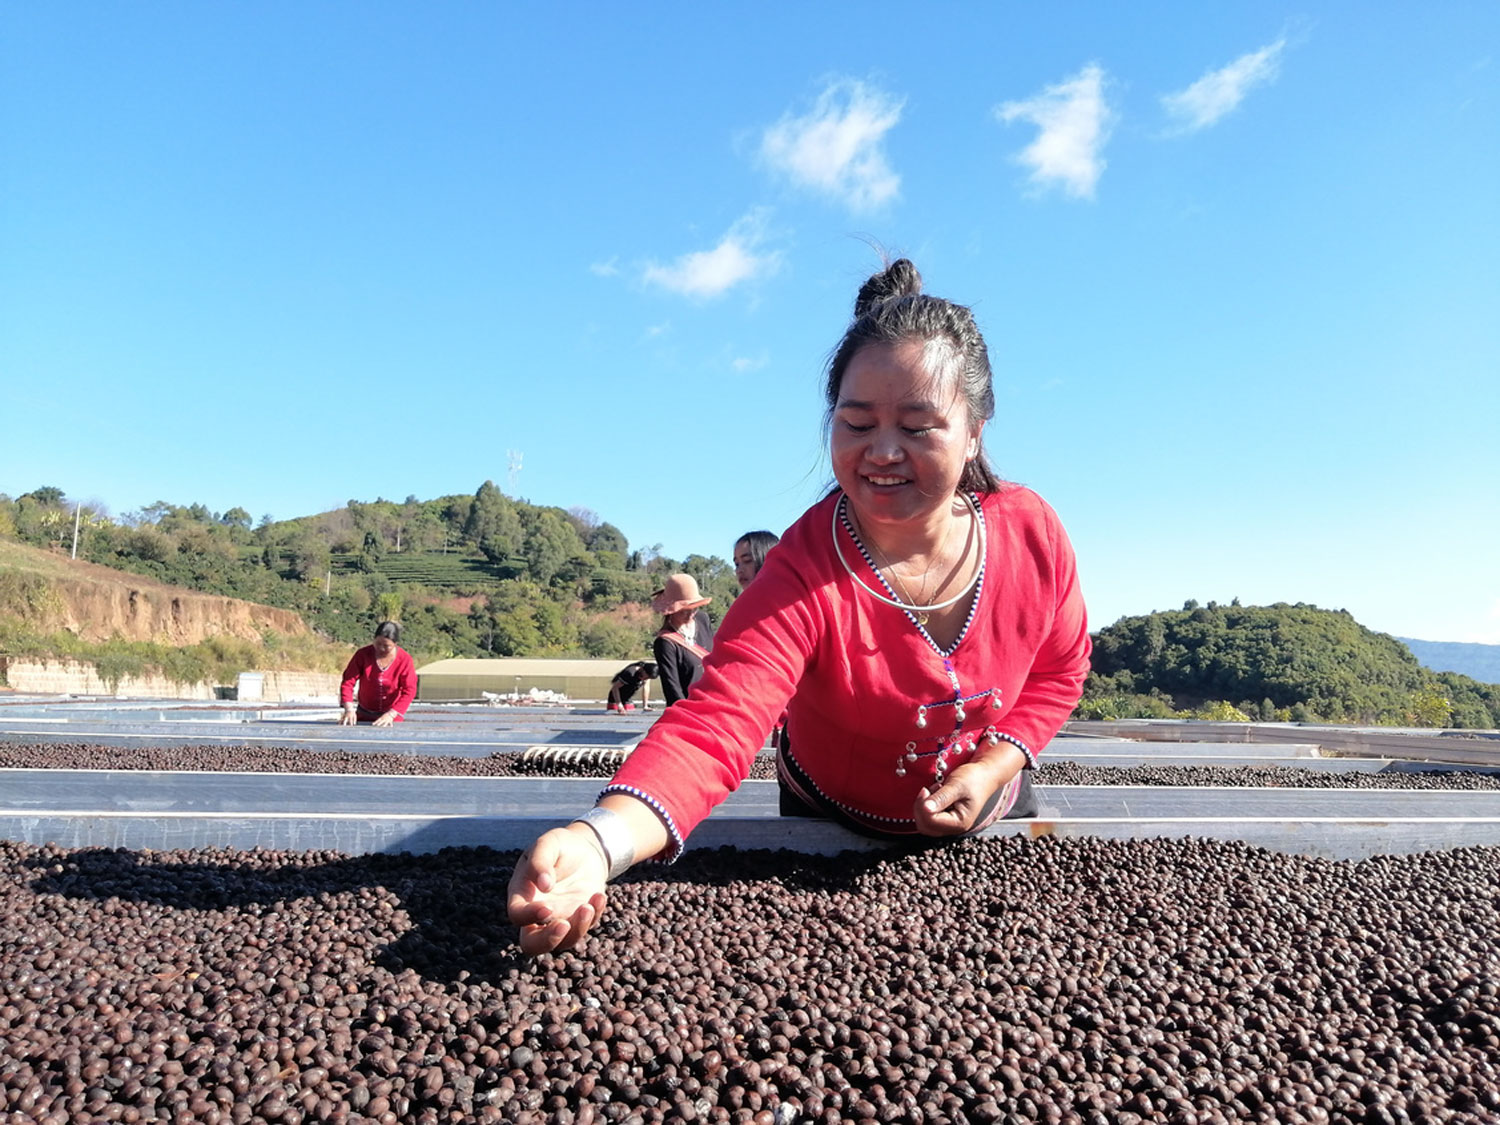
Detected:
left=836, top=492, right=986, bottom=658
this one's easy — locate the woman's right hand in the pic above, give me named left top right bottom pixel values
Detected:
left=507, top=826, right=609, bottom=955
left=337, top=707, right=357, bottom=726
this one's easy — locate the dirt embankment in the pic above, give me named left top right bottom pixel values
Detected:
left=44, top=577, right=307, bottom=643
left=1, top=548, right=307, bottom=644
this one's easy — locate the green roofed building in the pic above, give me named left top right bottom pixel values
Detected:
left=415, top=658, right=631, bottom=702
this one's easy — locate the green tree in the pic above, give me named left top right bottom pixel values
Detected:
left=580, top=618, right=644, bottom=658
left=465, top=481, right=523, bottom=563
left=401, top=505, right=445, bottom=553
left=13, top=491, right=71, bottom=548
left=589, top=522, right=629, bottom=556
left=285, top=533, right=330, bottom=582
left=122, top=526, right=174, bottom=564
left=356, top=530, right=386, bottom=573
left=520, top=508, right=587, bottom=587
left=468, top=599, right=496, bottom=652
left=555, top=550, right=597, bottom=590
left=587, top=567, right=654, bottom=609
left=565, top=506, right=600, bottom=539
left=532, top=596, right=572, bottom=651
left=128, top=501, right=174, bottom=527
left=487, top=580, right=546, bottom=655
left=1404, top=688, right=1453, bottom=728
left=22, top=486, right=66, bottom=506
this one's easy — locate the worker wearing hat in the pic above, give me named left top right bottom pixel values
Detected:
left=651, top=573, right=715, bottom=706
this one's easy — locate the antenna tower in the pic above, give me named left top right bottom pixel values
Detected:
left=507, top=450, right=523, bottom=495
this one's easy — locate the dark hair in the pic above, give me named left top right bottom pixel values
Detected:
left=825, top=258, right=1002, bottom=494
left=733, top=530, right=780, bottom=576
left=374, top=620, right=401, bottom=643
left=641, top=662, right=659, bottom=679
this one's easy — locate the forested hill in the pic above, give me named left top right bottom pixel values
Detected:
left=1083, top=601, right=1500, bottom=730
left=1, top=482, right=742, bottom=663
left=1399, top=638, right=1500, bottom=685
left=7, top=484, right=1498, bottom=729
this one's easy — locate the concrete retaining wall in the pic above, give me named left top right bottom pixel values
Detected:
left=0, top=658, right=338, bottom=702
left=0, top=657, right=216, bottom=700
left=244, top=670, right=340, bottom=703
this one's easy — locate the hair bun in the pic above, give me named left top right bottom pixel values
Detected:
left=854, top=258, right=922, bottom=318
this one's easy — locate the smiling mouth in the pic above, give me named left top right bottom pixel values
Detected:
left=864, top=475, right=909, bottom=487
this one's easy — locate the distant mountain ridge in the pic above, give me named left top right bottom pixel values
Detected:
left=1082, top=601, right=1500, bottom=728
left=1399, top=638, right=1500, bottom=686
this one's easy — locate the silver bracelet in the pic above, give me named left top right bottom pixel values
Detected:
left=573, top=806, right=637, bottom=882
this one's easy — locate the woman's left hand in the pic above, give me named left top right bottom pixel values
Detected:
left=912, top=747, right=1023, bottom=836
left=371, top=711, right=397, bottom=728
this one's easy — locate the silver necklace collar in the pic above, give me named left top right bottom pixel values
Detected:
left=831, top=491, right=985, bottom=614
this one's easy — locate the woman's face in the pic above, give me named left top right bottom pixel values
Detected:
left=373, top=635, right=396, bottom=658
left=831, top=339, right=981, bottom=535
left=733, top=541, right=758, bottom=590
left=667, top=607, right=696, bottom=629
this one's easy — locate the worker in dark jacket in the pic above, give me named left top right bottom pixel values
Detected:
left=607, top=661, right=658, bottom=711
left=651, top=574, right=714, bottom=705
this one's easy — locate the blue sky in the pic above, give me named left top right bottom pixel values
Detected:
left=3, top=4, right=1497, bottom=643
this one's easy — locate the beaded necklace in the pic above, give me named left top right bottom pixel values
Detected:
left=830, top=492, right=984, bottom=622
left=832, top=491, right=1004, bottom=783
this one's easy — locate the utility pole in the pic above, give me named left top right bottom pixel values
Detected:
left=71, top=504, right=81, bottom=559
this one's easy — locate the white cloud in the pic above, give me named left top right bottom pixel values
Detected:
left=1161, top=39, right=1286, bottom=133
left=995, top=64, right=1115, bottom=200
left=589, top=258, right=620, bottom=277
left=732, top=351, right=769, bottom=373
left=641, top=211, right=781, bottom=300
left=760, top=79, right=903, bottom=212
left=644, top=321, right=671, bottom=339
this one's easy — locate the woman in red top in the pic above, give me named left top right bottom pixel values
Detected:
left=509, top=259, right=1090, bottom=954
left=337, top=621, right=418, bottom=727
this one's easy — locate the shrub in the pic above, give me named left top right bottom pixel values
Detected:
left=1194, top=700, right=1252, bottom=722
